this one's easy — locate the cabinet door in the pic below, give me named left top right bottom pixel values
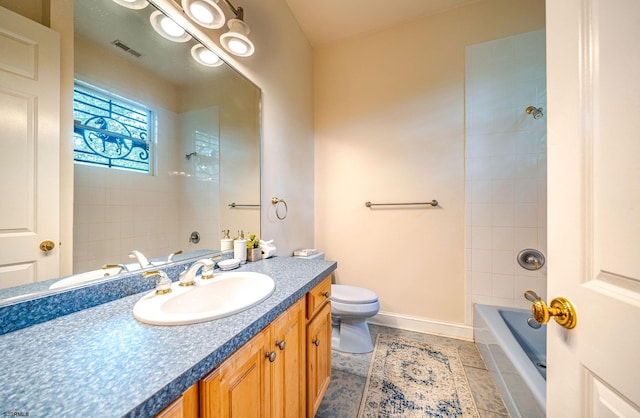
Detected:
left=271, top=298, right=305, bottom=418
left=200, top=327, right=272, bottom=418
left=306, top=302, right=332, bottom=417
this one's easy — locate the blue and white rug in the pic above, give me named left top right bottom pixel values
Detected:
left=358, top=335, right=479, bottom=418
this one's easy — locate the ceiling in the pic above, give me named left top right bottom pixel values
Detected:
left=284, top=0, right=480, bottom=47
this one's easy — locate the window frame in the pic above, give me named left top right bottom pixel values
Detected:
left=72, top=79, right=156, bottom=175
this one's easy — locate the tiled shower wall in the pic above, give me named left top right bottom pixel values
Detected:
left=465, top=30, right=547, bottom=323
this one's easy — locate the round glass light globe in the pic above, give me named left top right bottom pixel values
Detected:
left=160, top=16, right=185, bottom=37
left=190, top=1, right=214, bottom=24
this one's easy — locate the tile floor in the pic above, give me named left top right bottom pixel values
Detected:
left=316, top=324, right=510, bottom=418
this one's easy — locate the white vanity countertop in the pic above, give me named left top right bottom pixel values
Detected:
left=0, top=257, right=337, bottom=417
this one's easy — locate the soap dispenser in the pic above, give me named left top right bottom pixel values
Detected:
left=234, top=230, right=247, bottom=264
left=220, top=230, right=233, bottom=251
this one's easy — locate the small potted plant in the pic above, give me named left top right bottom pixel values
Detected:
left=246, top=233, right=262, bottom=262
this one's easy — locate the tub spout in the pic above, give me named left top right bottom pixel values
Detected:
left=527, top=317, right=542, bottom=329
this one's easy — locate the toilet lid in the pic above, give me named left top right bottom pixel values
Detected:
left=331, top=285, right=378, bottom=304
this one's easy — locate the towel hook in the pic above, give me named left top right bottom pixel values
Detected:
left=271, top=197, right=288, bottom=220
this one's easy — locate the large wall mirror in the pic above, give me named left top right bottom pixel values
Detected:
left=0, top=0, right=261, bottom=303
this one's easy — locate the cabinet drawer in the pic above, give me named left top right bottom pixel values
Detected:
left=306, top=275, right=331, bottom=320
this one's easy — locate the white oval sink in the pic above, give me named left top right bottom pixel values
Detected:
left=132, top=272, right=275, bottom=326
left=49, top=267, right=122, bottom=290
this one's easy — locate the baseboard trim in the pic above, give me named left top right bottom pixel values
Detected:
left=368, top=311, right=474, bottom=341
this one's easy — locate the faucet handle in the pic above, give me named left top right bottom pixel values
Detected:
left=201, top=264, right=214, bottom=280
left=142, top=270, right=172, bottom=295
left=524, top=290, right=541, bottom=302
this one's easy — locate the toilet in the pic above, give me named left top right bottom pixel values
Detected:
left=294, top=250, right=380, bottom=354
left=330, top=284, right=380, bottom=353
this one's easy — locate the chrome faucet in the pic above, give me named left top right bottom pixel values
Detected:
left=129, top=250, right=151, bottom=269
left=179, top=259, right=215, bottom=286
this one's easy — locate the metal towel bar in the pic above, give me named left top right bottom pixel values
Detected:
left=365, top=200, right=438, bottom=208
left=228, top=203, right=260, bottom=208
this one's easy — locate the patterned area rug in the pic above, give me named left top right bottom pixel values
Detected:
left=358, top=335, right=479, bottom=418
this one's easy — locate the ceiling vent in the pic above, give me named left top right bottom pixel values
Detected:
left=111, top=40, right=143, bottom=58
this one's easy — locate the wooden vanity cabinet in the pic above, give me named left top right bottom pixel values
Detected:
left=200, top=326, right=272, bottom=418
left=156, top=382, right=199, bottom=418
left=271, top=298, right=306, bottom=418
left=306, top=276, right=332, bottom=418
left=306, top=275, right=331, bottom=319
left=200, top=298, right=306, bottom=418
left=158, top=275, right=332, bottom=418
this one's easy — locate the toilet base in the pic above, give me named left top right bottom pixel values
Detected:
left=331, top=318, right=374, bottom=354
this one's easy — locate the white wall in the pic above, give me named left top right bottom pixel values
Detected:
left=314, top=0, right=545, bottom=335
left=465, top=30, right=547, bottom=324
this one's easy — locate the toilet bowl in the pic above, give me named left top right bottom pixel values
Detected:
left=330, top=284, right=380, bottom=354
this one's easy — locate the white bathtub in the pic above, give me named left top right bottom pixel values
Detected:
left=474, top=304, right=546, bottom=418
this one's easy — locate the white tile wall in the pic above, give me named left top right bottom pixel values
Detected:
left=465, top=30, right=547, bottom=323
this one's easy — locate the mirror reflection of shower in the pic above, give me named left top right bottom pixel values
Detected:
left=525, top=105, right=544, bottom=119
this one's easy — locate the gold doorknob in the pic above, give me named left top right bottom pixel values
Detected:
left=39, top=240, right=55, bottom=252
left=525, top=290, right=577, bottom=329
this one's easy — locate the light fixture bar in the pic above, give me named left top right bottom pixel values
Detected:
left=220, top=0, right=243, bottom=19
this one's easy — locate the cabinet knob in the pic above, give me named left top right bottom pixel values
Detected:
left=265, top=351, right=277, bottom=362
left=275, top=340, right=286, bottom=350
left=322, top=291, right=330, bottom=298
left=312, top=338, right=321, bottom=347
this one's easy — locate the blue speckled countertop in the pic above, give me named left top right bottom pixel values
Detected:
left=0, top=257, right=336, bottom=417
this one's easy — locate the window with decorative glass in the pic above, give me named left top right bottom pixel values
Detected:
left=73, top=80, right=154, bottom=173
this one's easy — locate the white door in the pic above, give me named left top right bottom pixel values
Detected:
left=0, top=7, right=60, bottom=287
left=547, top=0, right=640, bottom=416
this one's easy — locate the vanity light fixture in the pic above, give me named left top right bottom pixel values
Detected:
left=191, top=44, right=223, bottom=67
left=112, top=0, right=149, bottom=10
left=220, top=17, right=254, bottom=57
left=218, top=0, right=254, bottom=57
left=150, top=10, right=192, bottom=43
left=182, top=0, right=226, bottom=29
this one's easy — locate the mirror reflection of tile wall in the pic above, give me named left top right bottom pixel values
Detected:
left=73, top=32, right=260, bottom=273
left=464, top=29, right=547, bottom=323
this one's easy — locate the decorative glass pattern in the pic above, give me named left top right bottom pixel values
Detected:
left=73, top=81, right=153, bottom=173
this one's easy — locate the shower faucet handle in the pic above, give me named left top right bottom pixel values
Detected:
left=524, top=290, right=541, bottom=302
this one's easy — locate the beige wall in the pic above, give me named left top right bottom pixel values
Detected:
left=314, top=0, right=545, bottom=331
left=0, top=0, right=48, bottom=25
